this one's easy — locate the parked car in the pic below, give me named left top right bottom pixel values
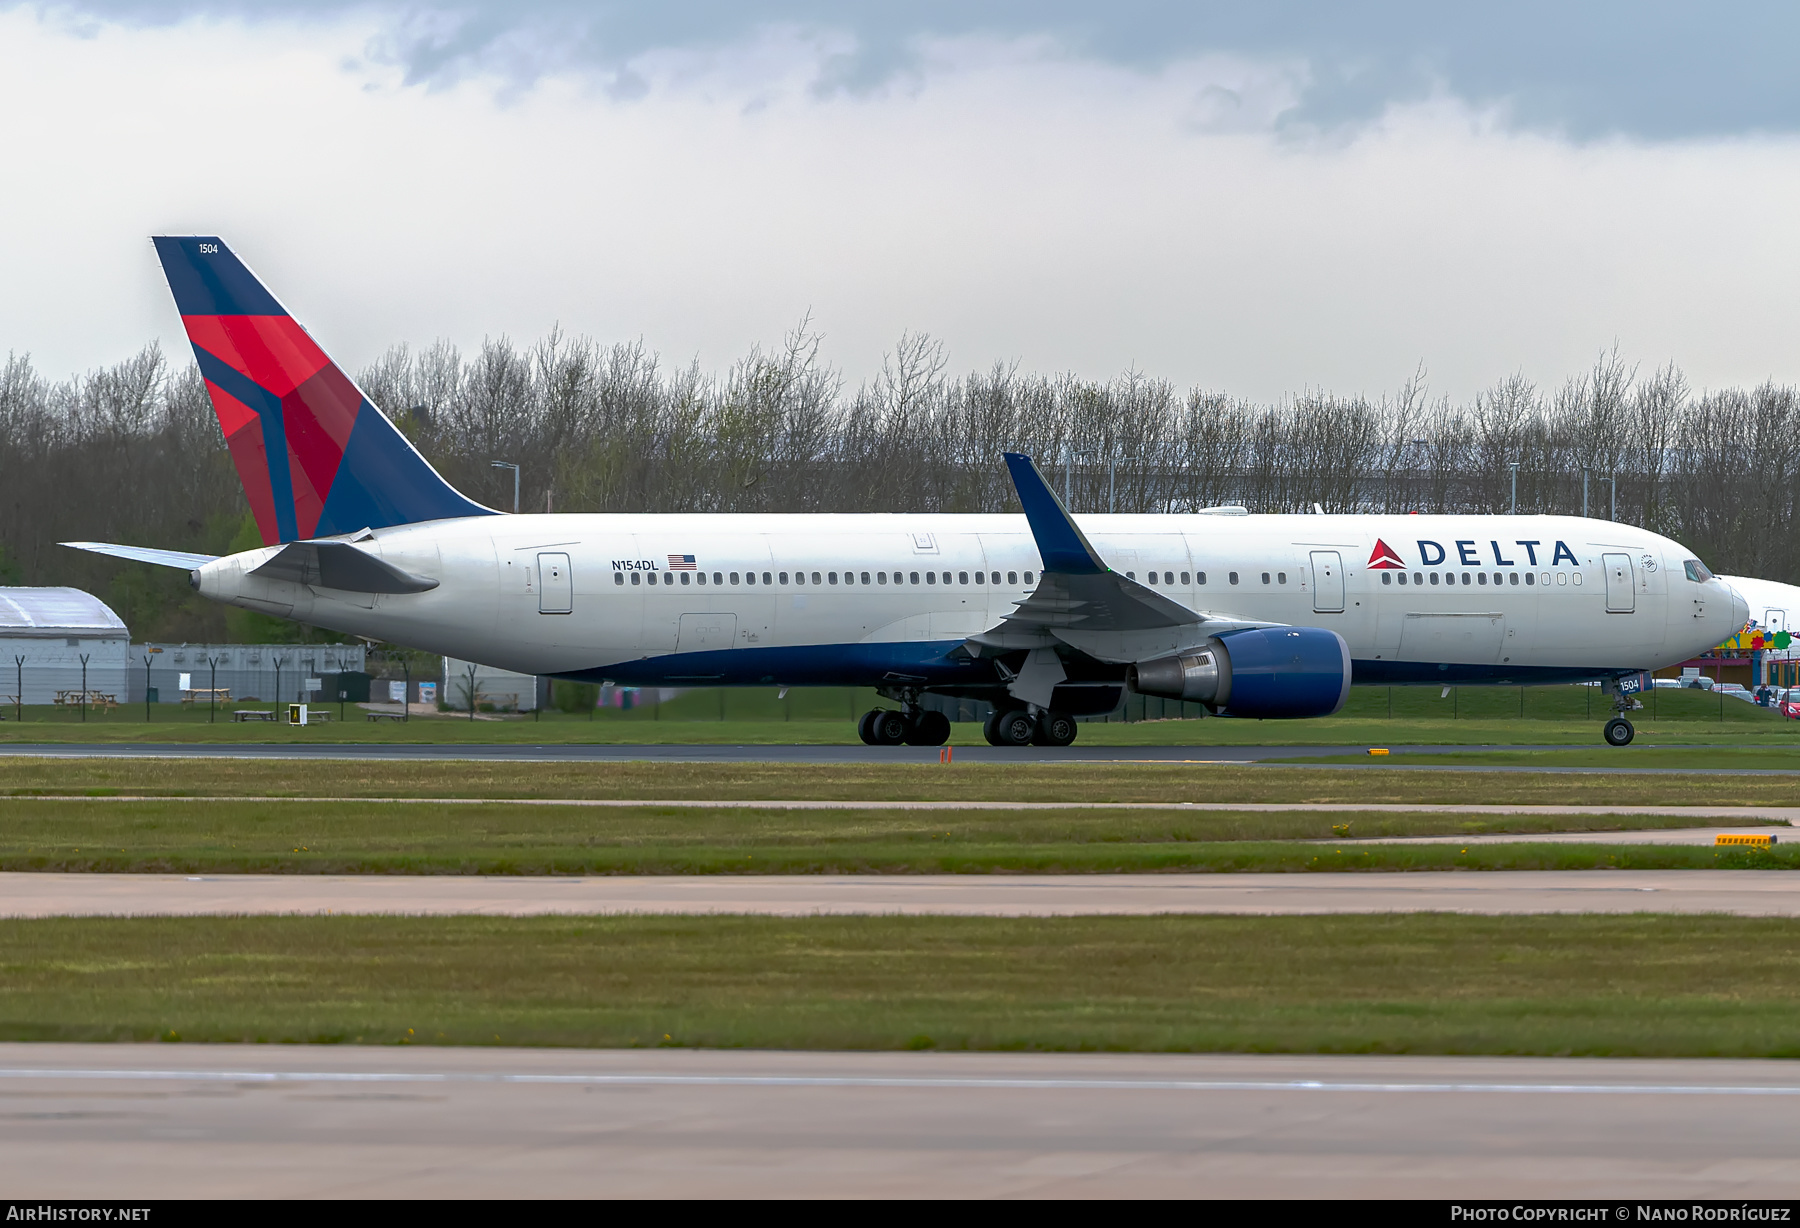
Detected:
left=1713, top=682, right=1756, bottom=702
left=1774, top=687, right=1800, bottom=719
left=1683, top=675, right=1715, bottom=690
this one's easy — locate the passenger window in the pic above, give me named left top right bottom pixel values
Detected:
left=1197, top=572, right=1207, bottom=585
left=680, top=572, right=691, bottom=585
left=746, top=572, right=757, bottom=585
left=1556, top=573, right=1566, bottom=586
left=729, top=572, right=739, bottom=584
left=808, top=572, right=819, bottom=585
left=1382, top=573, right=1392, bottom=585
left=762, top=572, right=771, bottom=585
left=1024, top=572, right=1034, bottom=583
left=779, top=572, right=789, bottom=584
left=1459, top=573, right=1469, bottom=585
left=1477, top=573, right=1486, bottom=585
left=713, top=572, right=722, bottom=585
left=614, top=573, right=624, bottom=586
left=959, top=571, right=969, bottom=585
left=1180, top=572, right=1190, bottom=584
left=1007, top=572, right=1018, bottom=585
left=632, top=572, right=642, bottom=586
left=1509, top=572, right=1519, bottom=585
left=877, top=572, right=886, bottom=584
left=1429, top=573, right=1439, bottom=586
left=1229, top=572, right=1239, bottom=584
left=910, top=571, right=920, bottom=584
left=828, top=572, right=838, bottom=585
left=1277, top=572, right=1286, bottom=584
left=696, top=573, right=706, bottom=586
left=926, top=572, right=937, bottom=585
left=1128, top=571, right=1137, bottom=581
left=1541, top=572, right=1550, bottom=586
left=794, top=572, right=804, bottom=585
left=861, top=572, right=871, bottom=585
left=1526, top=573, right=1535, bottom=586
left=1572, top=571, right=1582, bottom=586
left=1261, top=572, right=1270, bottom=584
left=1166, top=572, right=1175, bottom=585
left=1397, top=572, right=1408, bottom=585
left=1413, top=572, right=1422, bottom=585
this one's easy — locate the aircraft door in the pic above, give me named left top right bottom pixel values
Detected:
left=1310, top=551, right=1345, bottom=613
left=1602, top=553, right=1635, bottom=613
left=538, top=553, right=573, bottom=614
left=677, top=613, right=738, bottom=653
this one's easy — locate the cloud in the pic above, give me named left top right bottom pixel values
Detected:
left=25, top=0, right=1800, bottom=139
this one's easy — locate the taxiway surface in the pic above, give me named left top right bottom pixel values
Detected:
left=1, top=1046, right=1795, bottom=1198
left=4, top=869, right=1796, bottom=917
left=0, top=741, right=1757, bottom=768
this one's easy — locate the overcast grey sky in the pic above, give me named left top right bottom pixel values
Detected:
left=4, top=2, right=1799, bottom=401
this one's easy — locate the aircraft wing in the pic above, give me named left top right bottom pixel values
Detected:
left=61, top=542, right=217, bottom=570
left=969, top=453, right=1278, bottom=664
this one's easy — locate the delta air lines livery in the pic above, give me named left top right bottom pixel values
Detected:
left=65, top=237, right=1748, bottom=747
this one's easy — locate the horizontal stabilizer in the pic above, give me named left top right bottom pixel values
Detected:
left=249, top=540, right=438, bottom=594
left=61, top=542, right=217, bottom=570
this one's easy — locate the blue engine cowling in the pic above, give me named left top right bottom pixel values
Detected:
left=1125, top=627, right=1351, bottom=719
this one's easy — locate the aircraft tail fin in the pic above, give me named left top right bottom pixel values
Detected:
left=152, top=236, right=494, bottom=545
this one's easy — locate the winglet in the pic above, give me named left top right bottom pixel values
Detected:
left=1003, top=453, right=1107, bottom=575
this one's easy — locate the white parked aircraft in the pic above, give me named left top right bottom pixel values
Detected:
left=65, top=237, right=1748, bottom=747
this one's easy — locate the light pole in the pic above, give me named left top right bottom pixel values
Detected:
left=1582, top=467, right=1590, bottom=518
left=1509, top=462, right=1519, bottom=514
left=1108, top=456, right=1117, bottom=514
left=1608, top=474, right=1617, bottom=521
left=79, top=653, right=89, bottom=722
left=490, top=461, right=520, bottom=514
left=207, top=654, right=220, bottom=723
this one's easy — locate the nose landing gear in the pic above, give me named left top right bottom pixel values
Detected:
left=1600, top=677, right=1644, bottom=746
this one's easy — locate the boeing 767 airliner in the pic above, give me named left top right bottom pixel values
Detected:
left=64, top=237, right=1748, bottom=747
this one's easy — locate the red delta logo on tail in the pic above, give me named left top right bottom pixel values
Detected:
left=151, top=236, right=491, bottom=545
left=1367, top=539, right=1406, bottom=570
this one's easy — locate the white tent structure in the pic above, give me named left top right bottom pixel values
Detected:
left=0, top=588, right=130, bottom=706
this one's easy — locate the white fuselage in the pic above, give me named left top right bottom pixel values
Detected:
left=193, top=511, right=1748, bottom=689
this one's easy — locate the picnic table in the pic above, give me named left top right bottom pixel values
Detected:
left=232, top=709, right=279, bottom=722
left=54, top=691, right=117, bottom=711
left=366, top=710, right=406, bottom=721
left=181, top=688, right=231, bottom=705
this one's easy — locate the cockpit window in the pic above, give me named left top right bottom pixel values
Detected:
left=1683, top=559, right=1714, bottom=583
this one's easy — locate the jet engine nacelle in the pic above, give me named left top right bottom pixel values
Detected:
left=1125, top=627, right=1351, bottom=719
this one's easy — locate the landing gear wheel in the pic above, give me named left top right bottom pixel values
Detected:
left=871, top=710, right=910, bottom=746
left=982, top=711, right=1008, bottom=746
left=905, top=710, right=951, bottom=746
left=1603, top=716, right=1635, bottom=747
left=857, top=710, right=881, bottom=745
left=1031, top=711, right=1078, bottom=747
left=988, top=709, right=1036, bottom=747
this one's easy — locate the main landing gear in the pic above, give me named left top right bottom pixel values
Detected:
left=857, top=707, right=951, bottom=747
left=982, top=708, right=1078, bottom=747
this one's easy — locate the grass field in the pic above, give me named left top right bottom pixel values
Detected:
left=0, top=681, right=1791, bottom=745
left=4, top=756, right=1799, bottom=804
left=0, top=797, right=1785, bottom=874
left=5, top=914, right=1798, bottom=1056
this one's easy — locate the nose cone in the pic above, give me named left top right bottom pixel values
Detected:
left=1727, top=583, right=1750, bottom=635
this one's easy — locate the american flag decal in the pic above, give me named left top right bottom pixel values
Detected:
left=668, top=554, right=697, bottom=571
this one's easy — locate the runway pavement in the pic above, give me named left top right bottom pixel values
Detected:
left=0, top=1045, right=1795, bottom=1197
left=4, top=869, right=1797, bottom=917
left=10, top=795, right=1800, bottom=823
